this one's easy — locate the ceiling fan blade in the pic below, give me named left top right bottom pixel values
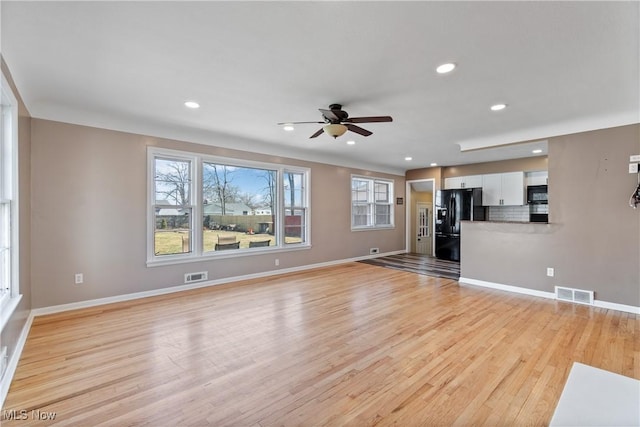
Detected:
left=345, top=124, right=373, bottom=137
left=309, top=128, right=324, bottom=138
left=345, top=116, right=393, bottom=123
left=277, top=121, right=324, bottom=125
left=319, top=108, right=340, bottom=122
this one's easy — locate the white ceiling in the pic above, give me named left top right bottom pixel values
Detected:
left=2, top=1, right=638, bottom=175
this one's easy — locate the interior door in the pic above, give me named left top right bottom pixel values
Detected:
left=416, top=202, right=430, bottom=254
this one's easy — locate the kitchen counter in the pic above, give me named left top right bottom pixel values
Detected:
left=479, top=220, right=549, bottom=224
left=462, top=220, right=553, bottom=234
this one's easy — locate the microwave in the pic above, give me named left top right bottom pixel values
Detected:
left=527, top=185, right=548, bottom=204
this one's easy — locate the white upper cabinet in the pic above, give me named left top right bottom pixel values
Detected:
left=525, top=170, right=549, bottom=186
left=500, top=172, right=525, bottom=205
left=444, top=175, right=483, bottom=189
left=482, top=172, right=524, bottom=206
left=482, top=173, right=502, bottom=206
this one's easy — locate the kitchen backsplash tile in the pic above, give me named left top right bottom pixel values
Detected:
left=487, top=205, right=530, bottom=222
left=530, top=204, right=549, bottom=214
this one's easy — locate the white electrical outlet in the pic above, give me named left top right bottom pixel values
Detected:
left=547, top=268, right=554, bottom=277
left=275, top=259, right=279, bottom=266
left=75, top=273, right=83, bottom=284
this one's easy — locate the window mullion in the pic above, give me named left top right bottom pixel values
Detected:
left=277, top=168, right=284, bottom=247
left=192, top=158, right=201, bottom=256
left=369, top=180, right=374, bottom=226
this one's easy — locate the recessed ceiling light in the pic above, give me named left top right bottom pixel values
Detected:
left=490, top=103, right=507, bottom=111
left=346, top=140, right=356, bottom=145
left=430, top=162, right=438, bottom=167
left=532, top=149, right=543, bottom=154
left=283, top=124, right=294, bottom=132
left=436, top=63, right=456, bottom=74
left=405, top=156, right=413, bottom=161
left=184, top=101, right=200, bottom=109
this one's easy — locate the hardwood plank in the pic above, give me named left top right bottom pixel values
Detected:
left=2, top=263, right=638, bottom=426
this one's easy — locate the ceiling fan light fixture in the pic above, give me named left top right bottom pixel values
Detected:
left=324, top=123, right=348, bottom=138
left=436, top=62, right=456, bottom=74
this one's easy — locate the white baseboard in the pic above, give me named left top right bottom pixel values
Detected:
left=0, top=311, right=33, bottom=409
left=459, top=277, right=556, bottom=300
left=32, top=250, right=406, bottom=317
left=593, top=300, right=640, bottom=315
left=459, top=277, right=640, bottom=315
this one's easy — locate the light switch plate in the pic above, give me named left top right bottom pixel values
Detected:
left=630, top=155, right=640, bottom=162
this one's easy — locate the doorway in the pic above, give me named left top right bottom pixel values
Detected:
left=406, top=179, right=435, bottom=255
left=416, top=202, right=430, bottom=254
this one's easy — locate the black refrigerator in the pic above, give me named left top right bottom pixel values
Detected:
left=435, top=188, right=484, bottom=262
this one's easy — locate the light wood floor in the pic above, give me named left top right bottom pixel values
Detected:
left=3, top=263, right=639, bottom=426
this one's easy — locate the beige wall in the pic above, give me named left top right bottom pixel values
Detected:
left=406, top=167, right=442, bottom=190
left=462, top=124, right=640, bottom=305
left=0, top=58, right=32, bottom=373
left=29, top=119, right=406, bottom=308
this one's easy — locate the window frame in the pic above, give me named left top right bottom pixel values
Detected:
left=148, top=151, right=198, bottom=261
left=283, top=169, right=309, bottom=246
left=0, top=71, right=22, bottom=332
left=351, top=175, right=395, bottom=231
left=147, top=147, right=310, bottom=266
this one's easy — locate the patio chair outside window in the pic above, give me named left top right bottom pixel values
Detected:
left=215, top=241, right=240, bottom=250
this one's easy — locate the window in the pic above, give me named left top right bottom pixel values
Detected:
left=202, top=162, right=277, bottom=253
left=351, top=176, right=394, bottom=229
left=284, top=171, right=307, bottom=244
left=1, top=71, right=20, bottom=328
left=148, top=148, right=310, bottom=265
left=152, top=155, right=194, bottom=256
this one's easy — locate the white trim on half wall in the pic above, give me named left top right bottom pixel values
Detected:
left=459, top=277, right=640, bottom=315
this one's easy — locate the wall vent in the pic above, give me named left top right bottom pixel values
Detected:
left=369, top=248, right=380, bottom=255
left=185, top=271, right=208, bottom=284
left=555, top=286, right=594, bottom=306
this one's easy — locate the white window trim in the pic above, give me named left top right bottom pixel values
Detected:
left=146, top=149, right=199, bottom=265
left=0, top=71, right=21, bottom=331
left=147, top=147, right=311, bottom=266
left=351, top=174, right=395, bottom=231
left=282, top=168, right=310, bottom=246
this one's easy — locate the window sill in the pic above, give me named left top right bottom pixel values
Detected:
left=0, top=294, right=23, bottom=333
left=351, top=226, right=396, bottom=232
left=147, top=243, right=311, bottom=267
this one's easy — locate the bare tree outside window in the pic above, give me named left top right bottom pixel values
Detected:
left=203, top=163, right=239, bottom=215
left=153, top=158, right=194, bottom=256
left=155, top=159, right=191, bottom=206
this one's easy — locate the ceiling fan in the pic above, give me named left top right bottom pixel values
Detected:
left=278, top=104, right=393, bottom=139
